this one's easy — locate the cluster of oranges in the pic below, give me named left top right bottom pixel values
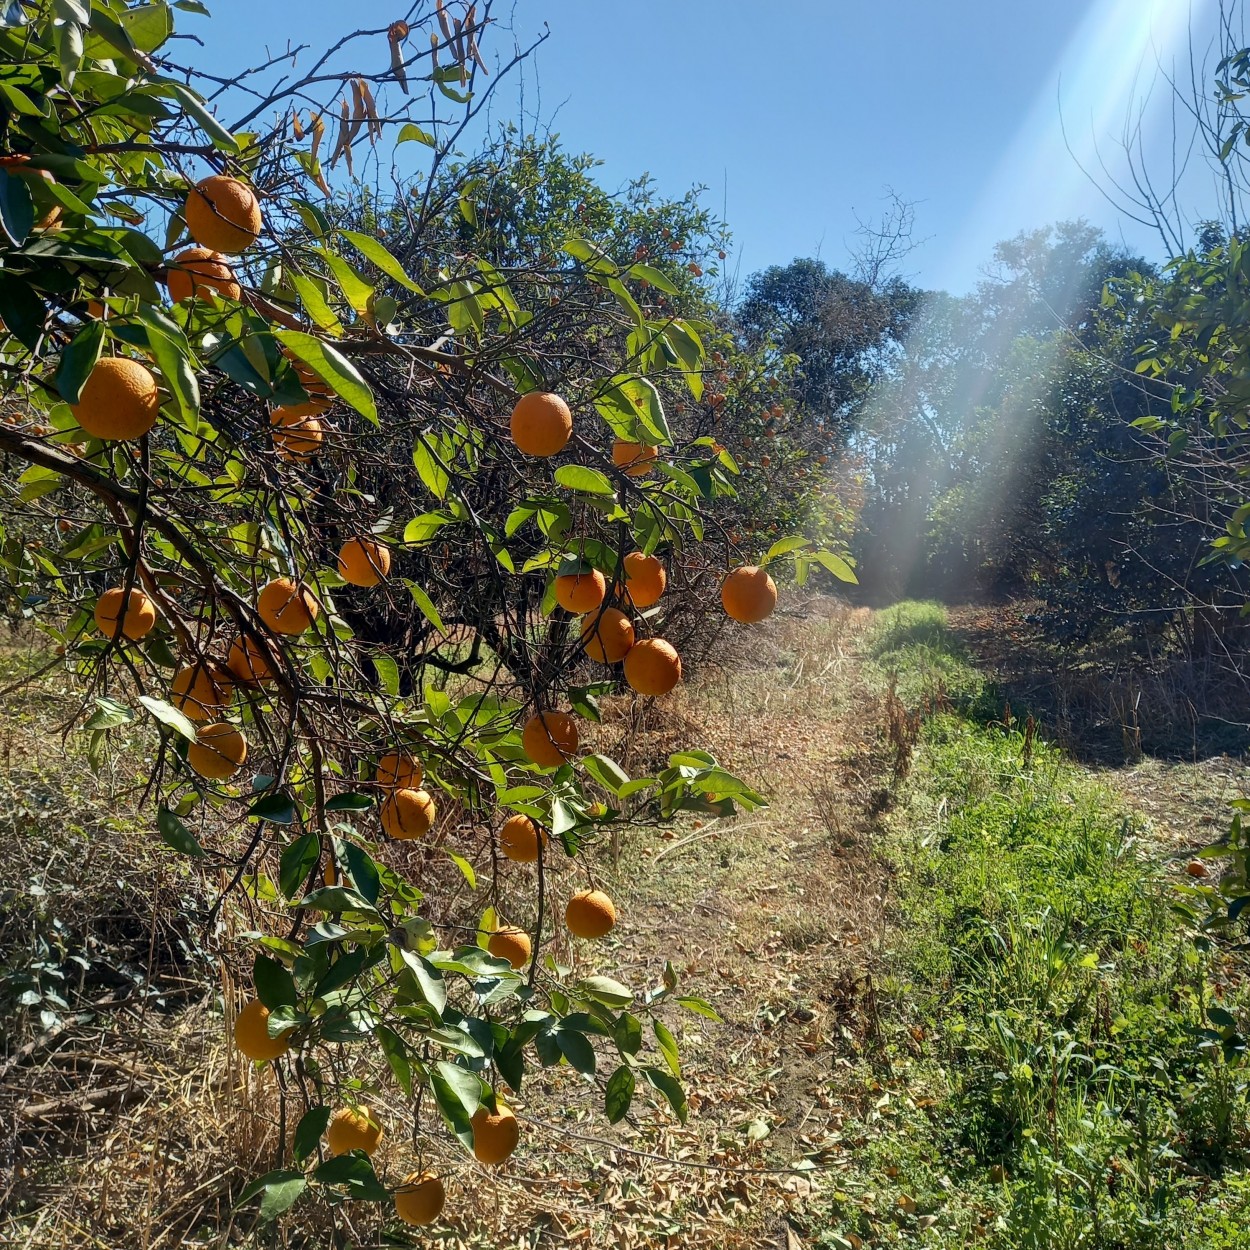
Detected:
left=508, top=388, right=779, bottom=691
left=233, top=1000, right=516, bottom=1225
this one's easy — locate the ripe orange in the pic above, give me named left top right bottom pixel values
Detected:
left=227, top=634, right=277, bottom=685
left=623, top=638, right=681, bottom=696
left=721, top=565, right=778, bottom=624
left=611, top=440, right=657, bottom=477
left=233, top=998, right=292, bottom=1062
left=167, top=247, right=241, bottom=303
left=380, top=787, right=436, bottom=839
left=71, top=357, right=160, bottom=441
left=553, top=569, right=605, bottom=614
left=271, top=405, right=325, bottom=460
left=521, top=711, right=579, bottom=769
left=488, top=926, right=532, bottom=969
left=171, top=662, right=234, bottom=720
left=257, top=578, right=319, bottom=635
left=325, top=1105, right=384, bottom=1156
left=185, top=174, right=261, bottom=254
left=623, top=552, right=666, bottom=608
left=93, top=586, right=157, bottom=641
left=510, top=391, right=572, bottom=457
left=395, top=1171, right=445, bottom=1226
left=471, top=1102, right=519, bottom=1165
left=284, top=350, right=333, bottom=401
left=338, top=537, right=392, bottom=587
left=566, top=888, right=617, bottom=939
left=187, top=721, right=247, bottom=780
left=579, top=607, right=634, bottom=663
left=376, top=749, right=423, bottom=789
left=499, top=814, right=548, bottom=863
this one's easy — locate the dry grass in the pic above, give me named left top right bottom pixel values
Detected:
left=1, top=598, right=895, bottom=1249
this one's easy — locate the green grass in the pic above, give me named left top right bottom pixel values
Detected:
left=803, top=603, right=1250, bottom=1249
left=864, top=600, right=982, bottom=706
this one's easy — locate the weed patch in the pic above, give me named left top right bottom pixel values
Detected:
left=803, top=602, right=1250, bottom=1249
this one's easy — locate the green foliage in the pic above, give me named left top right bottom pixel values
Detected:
left=804, top=604, right=1250, bottom=1250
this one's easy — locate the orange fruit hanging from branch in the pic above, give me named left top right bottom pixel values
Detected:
left=167, top=247, right=241, bottom=303
left=395, top=1171, right=445, bottom=1226
left=93, top=586, right=157, bottom=641
left=233, top=998, right=292, bottom=1062
left=721, top=565, right=778, bottom=623
left=566, top=888, right=617, bottom=939
left=510, top=391, right=572, bottom=457
left=579, top=607, right=634, bottom=663
left=71, top=357, right=161, bottom=442
left=187, top=721, right=248, bottom=780
left=185, top=174, right=262, bottom=254
left=521, top=711, right=579, bottom=768
left=623, top=637, right=681, bottom=695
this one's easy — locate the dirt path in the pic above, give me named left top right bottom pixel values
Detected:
left=573, top=600, right=892, bottom=1248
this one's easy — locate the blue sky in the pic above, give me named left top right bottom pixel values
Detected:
left=193, top=0, right=1226, bottom=293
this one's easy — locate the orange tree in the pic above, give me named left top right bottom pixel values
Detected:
left=0, top=0, right=855, bottom=1228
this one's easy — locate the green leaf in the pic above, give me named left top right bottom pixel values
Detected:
left=119, top=3, right=173, bottom=53
left=582, top=754, right=630, bottom=795
left=674, top=995, right=722, bottom=1022
left=166, top=82, right=240, bottom=152
left=312, top=1152, right=388, bottom=1200
left=664, top=320, right=705, bottom=400
left=339, top=230, right=423, bottom=293
left=325, top=792, right=374, bottom=812
left=763, top=535, right=810, bottom=564
left=0, top=166, right=35, bottom=247
left=376, top=1024, right=414, bottom=1096
left=429, top=1061, right=483, bottom=1148
left=317, top=247, right=373, bottom=315
left=293, top=1106, right=331, bottom=1161
left=447, top=850, right=477, bottom=889
left=595, top=375, right=671, bottom=444
left=275, top=331, right=376, bottom=423
left=653, top=1018, right=681, bottom=1076
left=629, top=263, right=680, bottom=294
left=138, top=695, right=196, bottom=741
left=138, top=306, right=200, bottom=420
left=55, top=322, right=105, bottom=405
left=406, top=581, right=446, bottom=634
left=813, top=549, right=858, bottom=584
left=249, top=791, right=299, bottom=823
left=554, top=465, right=616, bottom=496
left=399, top=949, right=448, bottom=1017
left=563, top=237, right=617, bottom=275
left=237, top=1170, right=305, bottom=1221
left=156, top=806, right=203, bottom=858
left=604, top=1064, right=635, bottom=1123
left=557, top=1027, right=597, bottom=1074
left=576, top=976, right=634, bottom=1009
left=372, top=653, right=400, bottom=696
left=412, top=438, right=450, bottom=500
left=84, top=696, right=134, bottom=731
left=289, top=272, right=344, bottom=336
left=279, top=832, right=319, bottom=900
left=254, top=953, right=297, bottom=1010
left=644, top=1066, right=688, bottom=1123
left=397, top=122, right=436, bottom=147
